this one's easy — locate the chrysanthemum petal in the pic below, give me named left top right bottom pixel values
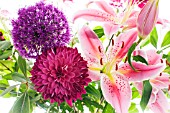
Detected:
left=31, top=47, right=91, bottom=106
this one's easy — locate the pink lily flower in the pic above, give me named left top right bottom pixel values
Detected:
left=133, top=49, right=170, bottom=113
left=135, top=81, right=170, bottom=113
left=135, top=73, right=170, bottom=113
left=118, top=49, right=166, bottom=81
left=73, top=0, right=140, bottom=38
left=73, top=0, right=168, bottom=38
left=78, top=25, right=166, bottom=113
left=137, top=0, right=159, bottom=39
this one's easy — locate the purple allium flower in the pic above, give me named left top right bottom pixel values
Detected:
left=12, top=2, right=70, bottom=58
left=30, top=46, right=91, bottom=106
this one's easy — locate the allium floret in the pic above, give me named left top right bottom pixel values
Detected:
left=31, top=46, right=91, bottom=106
left=12, top=2, right=70, bottom=58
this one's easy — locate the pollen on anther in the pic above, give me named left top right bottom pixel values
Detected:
left=100, top=58, right=103, bottom=65
left=115, top=64, right=118, bottom=70
left=159, top=73, right=162, bottom=76
left=112, top=39, right=114, bottom=46
left=98, top=46, right=102, bottom=53
left=121, top=41, right=124, bottom=48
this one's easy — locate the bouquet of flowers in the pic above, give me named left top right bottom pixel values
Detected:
left=0, top=0, right=169, bottom=113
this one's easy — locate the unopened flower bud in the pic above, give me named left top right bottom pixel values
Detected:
left=137, top=0, right=159, bottom=39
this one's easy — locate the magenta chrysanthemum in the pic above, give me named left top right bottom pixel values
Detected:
left=30, top=46, right=91, bottom=106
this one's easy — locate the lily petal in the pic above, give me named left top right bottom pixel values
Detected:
left=88, top=70, right=101, bottom=81
left=103, top=23, right=119, bottom=38
left=146, top=49, right=162, bottom=65
left=78, top=25, right=106, bottom=66
left=107, top=29, right=137, bottom=63
left=101, top=75, right=131, bottom=113
left=149, top=90, right=170, bottom=113
left=157, top=18, right=170, bottom=28
left=123, top=17, right=137, bottom=30
left=123, top=11, right=139, bottom=30
left=133, top=49, right=163, bottom=65
left=118, top=62, right=166, bottom=81
left=150, top=73, right=170, bottom=89
left=87, top=1, right=116, bottom=16
left=73, top=9, right=114, bottom=23
left=133, top=49, right=147, bottom=59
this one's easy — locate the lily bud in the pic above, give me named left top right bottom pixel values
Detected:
left=137, top=0, right=159, bottom=39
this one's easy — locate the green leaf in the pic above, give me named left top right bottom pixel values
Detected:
left=83, top=97, right=103, bottom=109
left=10, top=92, right=30, bottom=113
left=29, top=102, right=34, bottom=113
left=93, top=26, right=104, bottom=38
left=127, top=42, right=137, bottom=70
left=2, top=73, right=12, bottom=80
left=132, top=87, right=140, bottom=99
left=103, top=102, right=115, bottom=113
left=0, top=90, right=11, bottom=98
left=12, top=72, right=27, bottom=82
left=0, top=79, right=9, bottom=87
left=133, top=55, right=148, bottom=65
left=150, top=27, right=158, bottom=48
left=76, top=100, right=84, bottom=112
left=83, top=99, right=94, bottom=112
left=0, top=41, right=11, bottom=50
left=30, top=94, right=41, bottom=102
left=0, top=84, right=19, bottom=97
left=140, top=37, right=150, bottom=48
left=164, top=66, right=170, bottom=74
left=128, top=103, right=139, bottom=113
left=18, top=56, right=27, bottom=77
left=85, top=84, right=101, bottom=99
left=60, top=102, right=72, bottom=112
left=140, top=80, right=152, bottom=111
left=0, top=50, right=12, bottom=60
left=0, top=60, right=14, bottom=71
left=161, top=31, right=170, bottom=47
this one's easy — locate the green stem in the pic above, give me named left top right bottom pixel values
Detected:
left=0, top=61, right=12, bottom=72
left=105, top=34, right=114, bottom=52
left=95, top=96, right=104, bottom=113
left=136, top=38, right=143, bottom=45
left=157, top=44, right=170, bottom=54
left=73, top=103, right=78, bottom=113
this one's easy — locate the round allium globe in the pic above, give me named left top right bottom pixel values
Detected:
left=12, top=2, right=70, bottom=58
left=30, top=46, right=91, bottom=106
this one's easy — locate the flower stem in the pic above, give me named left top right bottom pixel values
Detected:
left=95, top=96, right=104, bottom=113
left=157, top=44, right=170, bottom=54
left=105, top=34, right=114, bottom=52
left=136, top=38, right=143, bottom=45
left=0, top=61, right=12, bottom=72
